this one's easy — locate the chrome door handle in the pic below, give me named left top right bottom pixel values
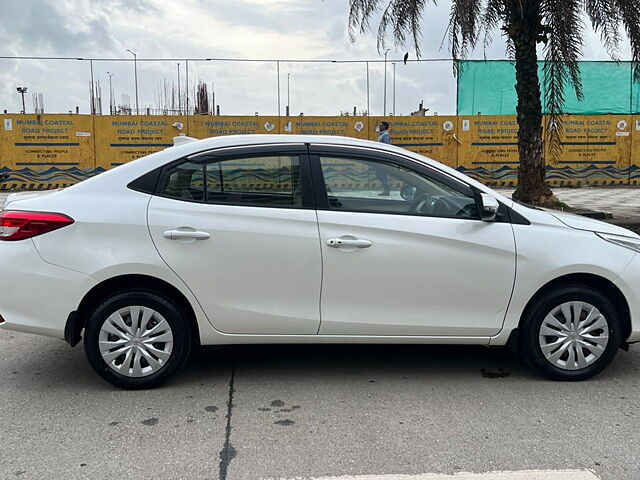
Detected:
left=326, top=237, right=372, bottom=248
left=163, top=229, right=211, bottom=240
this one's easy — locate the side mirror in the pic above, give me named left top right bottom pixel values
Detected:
left=400, top=184, right=417, bottom=201
left=479, top=193, right=499, bottom=221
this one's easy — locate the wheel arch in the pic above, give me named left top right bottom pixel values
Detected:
left=66, top=274, right=201, bottom=347
left=518, top=272, right=631, bottom=346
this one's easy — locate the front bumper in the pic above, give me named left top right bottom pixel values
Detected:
left=0, top=239, right=96, bottom=339
left=617, top=253, right=640, bottom=343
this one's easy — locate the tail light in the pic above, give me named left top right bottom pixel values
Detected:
left=0, top=210, right=74, bottom=241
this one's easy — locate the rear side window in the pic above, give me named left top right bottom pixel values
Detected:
left=161, top=161, right=204, bottom=202
left=159, top=155, right=302, bottom=208
left=205, top=155, right=301, bottom=207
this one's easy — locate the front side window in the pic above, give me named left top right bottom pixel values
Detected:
left=319, top=156, right=478, bottom=219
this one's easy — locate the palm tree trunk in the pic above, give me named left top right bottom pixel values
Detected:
left=510, top=0, right=553, bottom=205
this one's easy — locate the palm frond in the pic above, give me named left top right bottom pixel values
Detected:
left=541, top=0, right=584, bottom=161
left=504, top=36, right=516, bottom=60
left=444, top=0, right=483, bottom=74
left=482, top=0, right=506, bottom=52
left=349, top=0, right=431, bottom=55
left=394, top=0, right=428, bottom=53
left=584, top=0, right=622, bottom=60
left=348, top=0, right=382, bottom=42
left=445, top=0, right=483, bottom=57
left=542, top=0, right=584, bottom=104
left=613, top=0, right=640, bottom=79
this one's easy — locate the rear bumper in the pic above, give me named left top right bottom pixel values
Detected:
left=0, top=240, right=96, bottom=339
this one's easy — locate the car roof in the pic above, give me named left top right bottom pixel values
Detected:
left=177, top=134, right=401, bottom=154
left=68, top=134, right=511, bottom=205
left=142, top=134, right=434, bottom=171
left=75, top=135, right=418, bottom=185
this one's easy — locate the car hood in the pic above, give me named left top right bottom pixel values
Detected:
left=549, top=210, right=639, bottom=238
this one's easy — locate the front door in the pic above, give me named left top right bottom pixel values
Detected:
left=312, top=148, right=516, bottom=337
left=147, top=145, right=322, bottom=335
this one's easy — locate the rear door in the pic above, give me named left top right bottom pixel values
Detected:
left=147, top=144, right=323, bottom=335
left=311, top=145, right=517, bottom=337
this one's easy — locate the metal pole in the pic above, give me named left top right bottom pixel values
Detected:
left=629, top=61, right=633, bottom=115
left=107, top=72, right=114, bottom=115
left=287, top=72, right=290, bottom=116
left=126, top=50, right=138, bottom=115
left=134, top=54, right=138, bottom=114
left=392, top=62, right=396, bottom=115
left=185, top=59, right=189, bottom=115
left=277, top=60, right=281, bottom=117
left=383, top=49, right=390, bottom=116
left=455, top=60, right=460, bottom=115
left=366, top=61, right=370, bottom=116
left=471, top=69, right=476, bottom=115
left=90, top=59, right=95, bottom=114
left=177, top=63, right=181, bottom=114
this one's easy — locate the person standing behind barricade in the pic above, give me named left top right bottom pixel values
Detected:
left=375, top=121, right=392, bottom=195
left=377, top=121, right=392, bottom=144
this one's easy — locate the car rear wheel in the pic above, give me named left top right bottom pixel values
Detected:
left=520, top=285, right=622, bottom=381
left=84, top=290, right=192, bottom=389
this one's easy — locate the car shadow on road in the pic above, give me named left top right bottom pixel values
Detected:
left=5, top=335, right=639, bottom=391
left=185, top=343, right=536, bottom=383
left=185, top=341, right=640, bottom=384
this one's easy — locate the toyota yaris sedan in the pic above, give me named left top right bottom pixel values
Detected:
left=1, top=135, right=640, bottom=389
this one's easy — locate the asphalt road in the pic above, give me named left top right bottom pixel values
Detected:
left=1, top=328, right=639, bottom=480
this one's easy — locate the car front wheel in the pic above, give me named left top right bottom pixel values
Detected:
left=520, top=285, right=623, bottom=381
left=84, top=290, right=192, bottom=389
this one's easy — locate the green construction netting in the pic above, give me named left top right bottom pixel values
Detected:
left=457, top=60, right=640, bottom=115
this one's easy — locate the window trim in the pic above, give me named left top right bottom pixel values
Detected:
left=153, top=145, right=315, bottom=210
left=309, top=148, right=482, bottom=221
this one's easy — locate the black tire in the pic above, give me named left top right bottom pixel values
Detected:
left=520, top=285, right=622, bottom=381
left=84, top=290, right=192, bottom=389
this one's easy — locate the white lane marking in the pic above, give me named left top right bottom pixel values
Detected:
left=274, top=470, right=600, bottom=480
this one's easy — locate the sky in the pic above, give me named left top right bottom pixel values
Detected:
left=0, top=0, right=633, bottom=116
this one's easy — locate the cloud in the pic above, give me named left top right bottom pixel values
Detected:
left=0, top=1, right=126, bottom=55
left=0, top=0, right=632, bottom=117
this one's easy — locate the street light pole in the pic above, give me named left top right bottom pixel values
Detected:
left=383, top=48, right=390, bottom=116
left=276, top=61, right=281, bottom=117
left=89, top=60, right=96, bottom=114
left=392, top=62, right=396, bottom=115
left=16, top=87, right=27, bottom=114
left=287, top=73, right=290, bottom=116
left=185, top=59, right=189, bottom=115
left=107, top=72, right=114, bottom=115
left=126, top=49, right=139, bottom=115
left=366, top=61, right=370, bottom=116
left=177, top=63, right=181, bottom=114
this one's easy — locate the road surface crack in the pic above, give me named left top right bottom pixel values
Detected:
left=218, top=363, right=236, bottom=480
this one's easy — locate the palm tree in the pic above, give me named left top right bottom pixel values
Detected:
left=348, top=0, right=640, bottom=206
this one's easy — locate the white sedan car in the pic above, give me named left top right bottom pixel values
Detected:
left=1, top=135, right=639, bottom=389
